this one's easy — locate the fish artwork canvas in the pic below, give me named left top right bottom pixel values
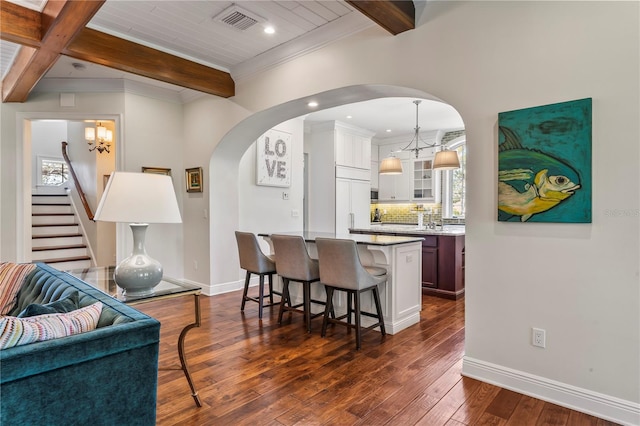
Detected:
left=497, top=98, right=592, bottom=223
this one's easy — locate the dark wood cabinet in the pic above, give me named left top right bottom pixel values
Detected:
left=350, top=229, right=465, bottom=299
left=421, top=236, right=438, bottom=288
left=428, top=234, right=465, bottom=300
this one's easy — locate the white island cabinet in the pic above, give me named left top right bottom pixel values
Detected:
left=261, top=231, right=423, bottom=334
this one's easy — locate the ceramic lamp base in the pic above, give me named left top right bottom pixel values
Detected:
left=114, top=223, right=163, bottom=297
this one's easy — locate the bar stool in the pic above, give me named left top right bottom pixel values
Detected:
left=315, top=237, right=386, bottom=350
left=271, top=234, right=330, bottom=333
left=235, top=231, right=280, bottom=319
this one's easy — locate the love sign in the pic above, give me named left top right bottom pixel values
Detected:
left=256, top=129, right=291, bottom=187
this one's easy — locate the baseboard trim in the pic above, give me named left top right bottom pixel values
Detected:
left=462, top=356, right=640, bottom=426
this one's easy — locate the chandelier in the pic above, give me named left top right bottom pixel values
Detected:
left=379, top=100, right=460, bottom=174
left=85, top=122, right=113, bottom=154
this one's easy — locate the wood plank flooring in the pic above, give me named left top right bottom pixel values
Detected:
left=135, top=290, right=619, bottom=426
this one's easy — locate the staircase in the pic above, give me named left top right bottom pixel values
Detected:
left=31, top=192, right=92, bottom=271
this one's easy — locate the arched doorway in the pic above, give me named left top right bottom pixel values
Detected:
left=208, top=84, right=465, bottom=292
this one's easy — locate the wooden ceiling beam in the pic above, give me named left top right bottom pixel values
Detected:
left=1, top=0, right=234, bottom=102
left=63, top=29, right=235, bottom=98
left=0, top=0, right=41, bottom=47
left=1, top=0, right=104, bottom=102
left=346, top=0, right=415, bottom=35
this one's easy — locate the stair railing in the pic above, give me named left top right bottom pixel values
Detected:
left=61, top=141, right=94, bottom=221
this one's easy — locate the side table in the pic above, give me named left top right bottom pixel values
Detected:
left=67, top=266, right=203, bottom=407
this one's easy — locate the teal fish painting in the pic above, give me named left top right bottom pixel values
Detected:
left=497, top=99, right=592, bottom=223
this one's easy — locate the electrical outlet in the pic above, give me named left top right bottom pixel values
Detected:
left=532, top=327, right=546, bottom=348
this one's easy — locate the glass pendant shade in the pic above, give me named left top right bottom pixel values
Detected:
left=433, top=150, right=460, bottom=170
left=379, top=156, right=403, bottom=174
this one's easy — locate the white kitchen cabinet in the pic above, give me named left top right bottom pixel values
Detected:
left=336, top=130, right=371, bottom=169
left=307, top=121, right=374, bottom=233
left=336, top=178, right=371, bottom=234
left=378, top=159, right=411, bottom=201
left=412, top=158, right=440, bottom=202
left=371, top=161, right=379, bottom=189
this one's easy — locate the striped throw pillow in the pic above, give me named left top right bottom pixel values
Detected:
left=0, top=302, right=103, bottom=350
left=0, top=262, right=37, bottom=315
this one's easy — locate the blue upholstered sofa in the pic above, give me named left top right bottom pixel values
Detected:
left=0, top=263, right=161, bottom=426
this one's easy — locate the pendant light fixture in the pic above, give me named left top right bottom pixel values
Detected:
left=379, top=100, right=460, bottom=174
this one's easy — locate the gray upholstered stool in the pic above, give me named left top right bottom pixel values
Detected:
left=235, top=231, right=280, bottom=319
left=315, top=237, right=386, bottom=350
left=271, top=234, right=331, bottom=333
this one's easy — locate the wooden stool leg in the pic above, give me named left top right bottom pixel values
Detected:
left=303, top=281, right=311, bottom=333
left=268, top=273, right=274, bottom=305
left=321, top=287, right=334, bottom=337
left=278, top=278, right=290, bottom=324
left=372, top=286, right=386, bottom=336
left=258, top=274, right=265, bottom=319
left=354, top=290, right=362, bottom=350
left=241, top=271, right=251, bottom=311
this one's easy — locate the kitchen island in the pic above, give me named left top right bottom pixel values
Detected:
left=259, top=231, right=423, bottom=334
left=350, top=224, right=466, bottom=299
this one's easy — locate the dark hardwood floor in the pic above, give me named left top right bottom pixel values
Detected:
left=136, top=289, right=618, bottom=426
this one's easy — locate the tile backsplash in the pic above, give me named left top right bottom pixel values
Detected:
left=370, top=203, right=465, bottom=225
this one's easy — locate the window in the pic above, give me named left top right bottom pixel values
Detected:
left=442, top=141, right=466, bottom=219
left=39, top=157, right=69, bottom=186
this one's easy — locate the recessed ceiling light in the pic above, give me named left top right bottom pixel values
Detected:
left=307, top=101, right=318, bottom=108
left=346, top=115, right=352, bottom=119
left=264, top=25, right=275, bottom=34
left=386, top=129, right=392, bottom=133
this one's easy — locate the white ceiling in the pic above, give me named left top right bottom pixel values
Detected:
left=0, top=0, right=464, bottom=139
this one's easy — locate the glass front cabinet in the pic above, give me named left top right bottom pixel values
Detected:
left=413, top=158, right=440, bottom=202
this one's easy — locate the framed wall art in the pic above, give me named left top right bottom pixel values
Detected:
left=141, top=167, right=171, bottom=176
left=256, top=129, right=291, bottom=187
left=497, top=98, right=592, bottom=223
left=185, top=167, right=203, bottom=193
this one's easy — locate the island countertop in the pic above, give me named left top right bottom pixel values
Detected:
left=258, top=230, right=424, bottom=246
left=350, top=223, right=465, bottom=236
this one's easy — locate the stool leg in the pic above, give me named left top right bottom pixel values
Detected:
left=303, top=281, right=311, bottom=333
left=258, top=274, right=265, bottom=319
left=372, top=286, right=386, bottom=336
left=278, top=278, right=290, bottom=324
left=346, top=291, right=353, bottom=326
left=321, top=287, right=334, bottom=337
left=354, top=290, right=362, bottom=350
left=268, top=273, right=274, bottom=305
left=241, top=271, right=251, bottom=311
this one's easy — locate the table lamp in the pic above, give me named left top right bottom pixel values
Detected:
left=94, top=171, right=182, bottom=296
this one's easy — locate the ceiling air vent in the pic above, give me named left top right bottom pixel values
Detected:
left=213, top=4, right=265, bottom=31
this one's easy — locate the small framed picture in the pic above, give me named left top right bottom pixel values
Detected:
left=142, top=167, right=171, bottom=176
left=185, top=167, right=203, bottom=193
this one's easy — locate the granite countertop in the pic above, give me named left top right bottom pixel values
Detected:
left=259, top=231, right=424, bottom=246
left=351, top=223, right=465, bottom=236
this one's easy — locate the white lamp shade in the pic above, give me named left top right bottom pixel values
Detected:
left=379, top=157, right=403, bottom=174
left=433, top=150, right=460, bottom=170
left=95, top=172, right=182, bottom=223
left=85, top=127, right=95, bottom=141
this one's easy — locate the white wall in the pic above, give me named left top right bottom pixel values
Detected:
left=238, top=118, right=304, bottom=260
left=203, top=1, right=639, bottom=423
left=121, top=92, right=185, bottom=279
